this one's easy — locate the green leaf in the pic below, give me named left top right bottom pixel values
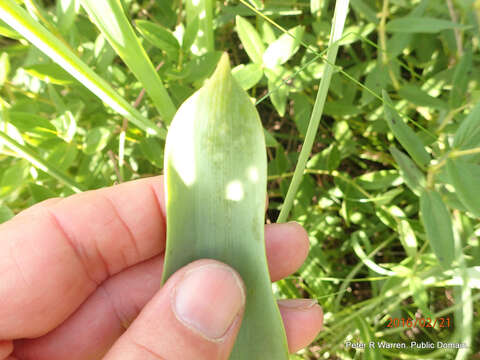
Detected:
left=183, top=51, right=222, bottom=84
left=0, top=160, right=29, bottom=197
left=28, top=183, right=57, bottom=203
left=361, top=65, right=389, bottom=105
left=25, top=63, right=75, bottom=85
left=236, top=16, right=265, bottom=64
left=56, top=0, right=80, bottom=33
left=389, top=205, right=418, bottom=259
left=307, top=144, right=341, bottom=171
left=355, top=170, right=401, bottom=190
left=47, top=141, right=78, bottom=171
left=386, top=17, right=466, bottom=33
left=389, top=146, right=425, bottom=196
left=52, top=110, right=77, bottom=143
left=398, top=84, right=447, bottom=110
left=0, top=52, right=10, bottom=87
left=8, top=112, right=57, bottom=137
left=265, top=66, right=290, bottom=116
left=94, top=34, right=116, bottom=74
left=0, top=205, right=14, bottom=224
left=182, top=17, right=199, bottom=52
left=409, top=276, right=432, bottom=318
left=0, top=19, right=21, bottom=39
left=136, top=20, right=180, bottom=58
left=446, top=158, right=480, bottom=217
left=83, top=127, right=110, bottom=155
left=232, top=63, right=263, bottom=90
left=291, top=93, right=311, bottom=137
left=383, top=91, right=430, bottom=167
left=420, top=189, right=455, bottom=269
left=138, top=137, right=164, bottom=168
left=453, top=101, right=480, bottom=150
left=263, top=26, right=304, bottom=69
left=450, top=47, right=472, bottom=109
left=163, top=53, right=289, bottom=359
left=324, top=100, right=363, bottom=117
left=263, top=129, right=279, bottom=147
left=350, top=0, right=379, bottom=24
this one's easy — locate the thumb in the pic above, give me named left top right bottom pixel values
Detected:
left=103, top=259, right=246, bottom=360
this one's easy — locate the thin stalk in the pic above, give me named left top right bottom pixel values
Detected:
left=446, top=0, right=463, bottom=57
left=277, top=0, right=350, bottom=223
left=378, top=0, right=400, bottom=90
left=0, top=131, right=83, bottom=193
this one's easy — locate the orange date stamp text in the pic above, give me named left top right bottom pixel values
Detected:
left=386, top=317, right=451, bottom=328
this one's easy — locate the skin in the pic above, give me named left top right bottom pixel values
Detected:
left=0, top=176, right=323, bottom=360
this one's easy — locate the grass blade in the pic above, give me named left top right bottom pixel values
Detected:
left=446, top=158, right=480, bottom=217
left=419, top=189, right=455, bottom=269
left=79, top=0, right=176, bottom=124
left=389, top=146, right=426, bottom=196
left=277, top=0, right=350, bottom=222
left=383, top=91, right=431, bottom=168
left=236, top=15, right=265, bottom=64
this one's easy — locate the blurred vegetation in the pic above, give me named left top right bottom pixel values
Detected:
left=0, top=0, right=479, bottom=359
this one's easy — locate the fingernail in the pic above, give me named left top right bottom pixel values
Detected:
left=278, top=299, right=317, bottom=310
left=173, top=263, right=245, bottom=340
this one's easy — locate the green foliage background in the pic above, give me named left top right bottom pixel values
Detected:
left=0, top=0, right=479, bottom=359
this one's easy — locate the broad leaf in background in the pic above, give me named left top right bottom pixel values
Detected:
left=450, top=47, right=473, bottom=109
left=236, top=15, right=265, bottom=64
left=446, top=158, right=480, bottom=218
left=0, top=205, right=14, bottom=223
left=263, top=25, right=304, bottom=69
left=265, top=66, right=290, bottom=116
left=389, top=146, right=425, bottom=196
left=28, top=183, right=57, bottom=203
left=25, top=62, right=75, bottom=85
left=453, top=101, right=480, bottom=150
left=383, top=91, right=431, bottom=168
left=398, top=84, right=447, bottom=110
left=83, top=127, right=110, bottom=155
left=386, top=17, right=466, bottom=33
left=420, top=189, right=455, bottom=269
left=136, top=20, right=180, bottom=59
left=56, top=0, right=80, bottom=33
left=232, top=63, right=263, bottom=90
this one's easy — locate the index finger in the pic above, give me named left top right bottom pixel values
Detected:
left=0, top=176, right=166, bottom=339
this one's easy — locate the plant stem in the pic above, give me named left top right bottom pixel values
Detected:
left=378, top=0, right=400, bottom=90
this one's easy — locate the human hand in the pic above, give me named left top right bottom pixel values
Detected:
left=0, top=176, right=323, bottom=360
